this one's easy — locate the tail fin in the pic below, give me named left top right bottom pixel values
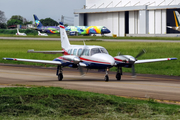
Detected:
left=33, top=14, right=43, bottom=27
left=173, top=11, right=180, bottom=27
left=59, top=22, right=70, bottom=49
left=17, top=28, right=19, bottom=33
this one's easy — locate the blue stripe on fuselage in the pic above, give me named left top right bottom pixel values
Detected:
left=54, top=58, right=113, bottom=69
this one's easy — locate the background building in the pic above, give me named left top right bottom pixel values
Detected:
left=74, top=0, right=180, bottom=36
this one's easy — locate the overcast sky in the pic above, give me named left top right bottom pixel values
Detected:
left=0, top=0, right=85, bottom=24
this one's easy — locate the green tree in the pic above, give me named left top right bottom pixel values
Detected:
left=40, top=18, right=58, bottom=26
left=0, top=23, right=6, bottom=29
left=7, top=15, right=32, bottom=27
left=0, top=10, right=7, bottom=29
left=7, top=19, right=22, bottom=26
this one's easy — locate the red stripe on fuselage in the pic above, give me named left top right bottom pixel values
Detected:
left=62, top=49, right=69, bottom=55
left=114, top=58, right=123, bottom=62
left=60, top=25, right=65, bottom=29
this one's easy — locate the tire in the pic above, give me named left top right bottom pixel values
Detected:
left=116, top=73, right=121, bottom=80
left=104, top=75, right=109, bottom=82
left=58, top=73, right=63, bottom=81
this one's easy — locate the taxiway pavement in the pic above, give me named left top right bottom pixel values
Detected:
left=0, top=64, right=180, bottom=102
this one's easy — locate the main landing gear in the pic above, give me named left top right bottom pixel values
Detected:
left=57, top=65, right=63, bottom=81
left=116, top=67, right=122, bottom=80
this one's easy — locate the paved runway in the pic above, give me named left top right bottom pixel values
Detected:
left=0, top=64, right=180, bottom=102
left=1, top=37, right=180, bottom=42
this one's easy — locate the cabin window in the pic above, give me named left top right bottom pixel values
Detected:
left=91, top=48, right=101, bottom=56
left=100, top=48, right=108, bottom=54
left=77, top=49, right=82, bottom=56
left=70, top=49, right=73, bottom=55
left=73, top=49, right=77, bottom=55
left=82, top=49, right=90, bottom=56
left=68, top=49, right=71, bottom=54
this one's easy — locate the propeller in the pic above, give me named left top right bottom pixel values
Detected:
left=131, top=49, right=146, bottom=76
left=118, top=49, right=146, bottom=76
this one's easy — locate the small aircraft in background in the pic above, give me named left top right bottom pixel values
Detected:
left=15, top=28, right=27, bottom=36
left=38, top=31, right=48, bottom=36
left=3, top=22, right=177, bottom=81
left=33, top=14, right=60, bottom=34
left=167, top=11, right=180, bottom=32
left=65, top=26, right=111, bottom=36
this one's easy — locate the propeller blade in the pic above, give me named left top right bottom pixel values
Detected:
left=135, top=49, right=146, bottom=59
left=79, top=42, right=87, bottom=57
left=117, top=52, right=130, bottom=61
left=78, top=65, right=84, bottom=76
left=132, top=64, right=136, bottom=76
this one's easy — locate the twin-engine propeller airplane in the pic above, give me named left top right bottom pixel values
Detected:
left=3, top=22, right=177, bottom=81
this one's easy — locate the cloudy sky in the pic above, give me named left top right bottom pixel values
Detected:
left=0, top=0, right=85, bottom=24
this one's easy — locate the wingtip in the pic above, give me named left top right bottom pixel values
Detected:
left=170, top=58, right=178, bottom=60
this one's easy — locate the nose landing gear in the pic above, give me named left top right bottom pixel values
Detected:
left=104, top=68, right=109, bottom=82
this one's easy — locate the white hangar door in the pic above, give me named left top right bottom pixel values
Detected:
left=148, top=10, right=166, bottom=34
left=87, top=12, right=125, bottom=36
left=129, top=11, right=138, bottom=34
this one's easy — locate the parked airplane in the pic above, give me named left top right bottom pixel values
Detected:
left=15, top=28, right=27, bottom=36
left=3, top=22, right=177, bottom=81
left=65, top=26, right=111, bottom=36
left=167, top=11, right=180, bottom=32
left=33, top=14, right=60, bottom=34
left=38, top=31, right=48, bottom=36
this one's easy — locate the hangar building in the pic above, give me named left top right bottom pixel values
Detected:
left=74, top=0, right=180, bottom=36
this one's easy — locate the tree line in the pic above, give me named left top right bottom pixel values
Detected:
left=0, top=10, right=60, bottom=29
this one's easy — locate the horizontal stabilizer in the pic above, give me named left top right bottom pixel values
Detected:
left=27, top=49, right=64, bottom=54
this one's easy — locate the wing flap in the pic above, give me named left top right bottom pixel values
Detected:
left=135, top=58, right=177, bottom=64
left=3, top=58, right=62, bottom=65
left=27, top=49, right=64, bottom=54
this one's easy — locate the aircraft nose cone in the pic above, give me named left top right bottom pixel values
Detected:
left=93, top=54, right=115, bottom=66
left=101, top=29, right=111, bottom=34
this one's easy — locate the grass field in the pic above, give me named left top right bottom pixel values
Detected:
left=0, top=86, right=180, bottom=119
left=1, top=34, right=180, bottom=40
left=0, top=39, right=180, bottom=76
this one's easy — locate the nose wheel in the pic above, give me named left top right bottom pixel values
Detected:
left=57, top=65, right=63, bottom=81
left=104, top=68, right=109, bottom=82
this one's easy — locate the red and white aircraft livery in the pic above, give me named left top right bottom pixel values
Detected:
left=3, top=22, right=177, bottom=81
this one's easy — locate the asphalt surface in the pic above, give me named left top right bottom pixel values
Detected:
left=0, top=64, right=180, bottom=103
left=1, top=37, right=180, bottom=42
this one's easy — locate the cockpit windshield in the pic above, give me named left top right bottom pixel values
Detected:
left=91, top=48, right=108, bottom=56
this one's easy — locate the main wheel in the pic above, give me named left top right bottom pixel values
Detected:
left=104, top=75, right=109, bottom=82
left=58, top=73, right=63, bottom=81
left=116, top=73, right=121, bottom=80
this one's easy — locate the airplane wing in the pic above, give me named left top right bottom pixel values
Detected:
left=3, top=58, right=62, bottom=65
left=135, top=58, right=177, bottom=64
left=27, top=49, right=64, bottom=54
left=167, top=26, right=173, bottom=28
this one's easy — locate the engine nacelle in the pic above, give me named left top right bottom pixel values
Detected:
left=62, top=55, right=80, bottom=64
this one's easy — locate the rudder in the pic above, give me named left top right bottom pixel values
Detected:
left=59, top=22, right=70, bottom=50
left=33, top=14, right=43, bottom=27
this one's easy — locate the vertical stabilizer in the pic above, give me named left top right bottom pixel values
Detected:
left=174, top=11, right=180, bottom=27
left=17, top=28, right=19, bottom=33
left=59, top=22, right=71, bottom=49
left=33, top=14, right=43, bottom=27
